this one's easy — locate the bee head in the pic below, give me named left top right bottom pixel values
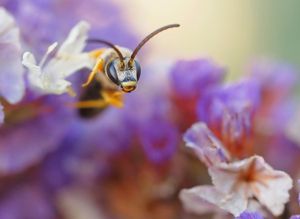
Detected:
left=106, top=57, right=141, bottom=93
left=87, top=24, right=179, bottom=93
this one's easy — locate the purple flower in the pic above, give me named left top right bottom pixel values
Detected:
left=80, top=109, right=134, bottom=154
left=197, top=80, right=260, bottom=157
left=198, top=80, right=260, bottom=127
left=298, top=179, right=300, bottom=207
left=236, top=211, right=264, bottom=219
left=183, top=122, right=230, bottom=166
left=0, top=96, right=74, bottom=176
left=250, top=60, right=297, bottom=97
left=291, top=216, right=300, bottom=219
left=0, top=1, right=139, bottom=217
left=0, top=0, right=138, bottom=174
left=170, top=58, right=225, bottom=97
left=168, top=59, right=225, bottom=130
left=250, top=60, right=298, bottom=133
left=4, top=1, right=67, bottom=54
left=139, top=117, right=179, bottom=163
left=2, top=0, right=137, bottom=59
left=263, top=135, right=300, bottom=173
left=122, top=70, right=180, bottom=163
left=0, top=184, right=55, bottom=219
left=0, top=105, right=3, bottom=124
left=40, top=119, right=111, bottom=190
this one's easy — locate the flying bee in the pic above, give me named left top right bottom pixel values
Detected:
left=77, top=24, right=180, bottom=118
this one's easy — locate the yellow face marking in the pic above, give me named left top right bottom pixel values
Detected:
left=121, top=81, right=136, bottom=87
left=122, top=86, right=136, bottom=92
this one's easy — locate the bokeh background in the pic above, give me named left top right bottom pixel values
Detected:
left=118, top=0, right=300, bottom=78
left=1, top=0, right=300, bottom=219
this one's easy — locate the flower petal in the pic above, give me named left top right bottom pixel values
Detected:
left=236, top=211, right=264, bottom=219
left=209, top=156, right=292, bottom=216
left=22, top=21, right=94, bottom=95
left=250, top=60, right=298, bottom=133
left=183, top=122, right=230, bottom=166
left=170, top=59, right=225, bottom=97
left=0, top=184, right=55, bottom=219
left=22, top=51, right=42, bottom=87
left=49, top=20, right=94, bottom=79
left=197, top=80, right=260, bottom=158
left=0, top=102, right=73, bottom=175
left=180, top=185, right=223, bottom=215
left=180, top=185, right=247, bottom=216
left=140, top=118, right=179, bottom=163
left=254, top=169, right=292, bottom=216
left=209, top=157, right=251, bottom=194
left=0, top=7, right=24, bottom=103
left=58, top=20, right=90, bottom=55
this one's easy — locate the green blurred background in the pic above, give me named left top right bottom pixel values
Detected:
left=117, top=0, right=300, bottom=78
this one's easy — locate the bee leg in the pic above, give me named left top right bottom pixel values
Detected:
left=82, top=58, right=104, bottom=87
left=73, top=99, right=109, bottom=109
left=82, top=49, right=105, bottom=87
left=101, top=90, right=124, bottom=108
left=72, top=91, right=124, bottom=109
left=73, top=93, right=123, bottom=109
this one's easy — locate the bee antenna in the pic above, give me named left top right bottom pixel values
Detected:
left=129, top=24, right=180, bottom=63
left=87, top=39, right=125, bottom=64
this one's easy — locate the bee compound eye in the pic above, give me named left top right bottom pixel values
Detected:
left=135, top=60, right=141, bottom=80
left=106, top=61, right=119, bottom=85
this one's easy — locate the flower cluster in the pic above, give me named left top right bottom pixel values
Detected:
left=177, top=59, right=300, bottom=218
left=0, top=1, right=300, bottom=219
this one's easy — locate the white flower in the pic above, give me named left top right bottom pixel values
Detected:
left=180, top=156, right=292, bottom=217
left=22, top=21, right=94, bottom=95
left=183, top=122, right=230, bottom=166
left=180, top=185, right=232, bottom=218
left=0, top=7, right=25, bottom=104
left=180, top=185, right=264, bottom=218
left=209, top=156, right=292, bottom=216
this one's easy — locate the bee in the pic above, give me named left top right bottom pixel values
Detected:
left=77, top=24, right=180, bottom=118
